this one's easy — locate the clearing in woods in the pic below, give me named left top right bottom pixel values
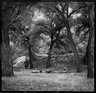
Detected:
left=2, top=68, right=94, bottom=91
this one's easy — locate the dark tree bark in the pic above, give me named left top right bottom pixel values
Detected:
left=24, top=60, right=29, bottom=69
left=27, top=37, right=33, bottom=69
left=64, top=19, right=81, bottom=72
left=87, top=3, right=94, bottom=78
left=55, top=3, right=82, bottom=72
left=2, top=1, right=37, bottom=75
left=2, top=28, right=13, bottom=76
left=29, top=44, right=33, bottom=69
left=2, top=1, right=20, bottom=76
left=82, top=50, right=88, bottom=65
left=46, top=30, right=60, bottom=68
left=87, top=33, right=94, bottom=78
left=46, top=38, right=54, bottom=68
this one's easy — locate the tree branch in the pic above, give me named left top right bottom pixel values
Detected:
left=68, top=5, right=88, bottom=18
left=4, top=6, right=20, bottom=30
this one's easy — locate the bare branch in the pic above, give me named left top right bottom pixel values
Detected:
left=59, top=3, right=67, bottom=15
left=68, top=5, right=88, bottom=18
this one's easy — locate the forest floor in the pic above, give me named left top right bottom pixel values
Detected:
left=2, top=67, right=94, bottom=91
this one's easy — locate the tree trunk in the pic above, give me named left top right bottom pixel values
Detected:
left=82, top=46, right=88, bottom=65
left=87, top=33, right=94, bottom=78
left=28, top=42, right=33, bottom=69
left=65, top=20, right=81, bottom=72
left=87, top=3, right=94, bottom=78
left=46, top=39, right=54, bottom=68
left=2, top=29, right=13, bottom=76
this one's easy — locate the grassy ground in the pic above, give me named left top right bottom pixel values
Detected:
left=1, top=54, right=94, bottom=91
left=1, top=68, right=94, bottom=91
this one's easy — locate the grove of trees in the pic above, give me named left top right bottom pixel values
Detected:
left=2, top=1, right=94, bottom=78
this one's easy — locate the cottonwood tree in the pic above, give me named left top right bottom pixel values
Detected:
left=9, top=17, right=40, bottom=69
left=35, top=2, right=94, bottom=72
left=66, top=2, right=94, bottom=73
left=34, top=14, right=65, bottom=68
left=17, top=27, right=35, bottom=69
left=2, top=1, right=37, bottom=76
left=69, top=2, right=94, bottom=77
left=2, top=2, right=23, bottom=76
left=20, top=27, right=41, bottom=69
left=32, top=2, right=94, bottom=76
left=34, top=2, right=81, bottom=72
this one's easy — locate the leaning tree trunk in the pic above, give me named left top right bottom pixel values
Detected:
left=28, top=39, right=33, bottom=69
left=87, top=3, right=94, bottom=78
left=2, top=28, right=13, bottom=76
left=46, top=39, right=54, bottom=68
left=65, top=20, right=81, bottom=72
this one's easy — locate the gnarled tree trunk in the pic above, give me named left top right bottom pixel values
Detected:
left=2, top=28, right=13, bottom=76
